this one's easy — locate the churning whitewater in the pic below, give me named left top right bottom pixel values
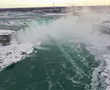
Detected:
left=0, top=7, right=110, bottom=90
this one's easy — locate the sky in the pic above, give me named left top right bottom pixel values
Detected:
left=0, top=0, right=110, bottom=8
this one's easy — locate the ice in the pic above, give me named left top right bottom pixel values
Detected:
left=0, top=29, right=15, bottom=35
left=0, top=42, right=33, bottom=71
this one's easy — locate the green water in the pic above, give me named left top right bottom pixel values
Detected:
left=0, top=14, right=99, bottom=90
left=0, top=38, right=98, bottom=90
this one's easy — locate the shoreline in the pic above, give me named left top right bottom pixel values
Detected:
left=0, top=6, right=109, bottom=12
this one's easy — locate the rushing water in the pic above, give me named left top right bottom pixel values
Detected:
left=0, top=8, right=110, bottom=90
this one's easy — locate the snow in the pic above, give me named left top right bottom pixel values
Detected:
left=0, top=29, right=15, bottom=35
left=0, top=42, right=34, bottom=71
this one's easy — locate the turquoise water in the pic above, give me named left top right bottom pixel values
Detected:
left=0, top=13, right=99, bottom=90
left=0, top=38, right=98, bottom=90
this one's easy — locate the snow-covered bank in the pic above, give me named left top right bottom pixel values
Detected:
left=0, top=42, right=34, bottom=71
left=0, top=29, right=34, bottom=71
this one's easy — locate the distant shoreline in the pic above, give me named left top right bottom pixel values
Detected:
left=0, top=6, right=109, bottom=12
left=0, top=6, right=108, bottom=10
left=0, top=7, right=66, bottom=13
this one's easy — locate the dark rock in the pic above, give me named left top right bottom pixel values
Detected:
left=0, top=34, right=11, bottom=46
